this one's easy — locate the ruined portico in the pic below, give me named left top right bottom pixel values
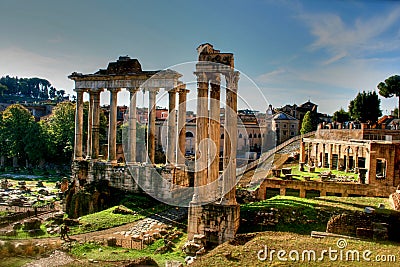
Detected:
left=300, top=123, right=400, bottom=188
left=187, top=44, right=240, bottom=246
left=67, top=56, right=192, bottom=217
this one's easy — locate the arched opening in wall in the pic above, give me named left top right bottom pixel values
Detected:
left=186, top=131, right=194, bottom=137
left=285, top=188, right=300, bottom=197
left=305, top=190, right=320, bottom=198
left=358, top=157, right=366, bottom=168
left=326, top=192, right=342, bottom=197
left=265, top=188, right=280, bottom=199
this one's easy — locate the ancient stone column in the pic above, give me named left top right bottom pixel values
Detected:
left=209, top=73, right=221, bottom=199
left=128, top=88, right=139, bottom=163
left=194, top=72, right=209, bottom=202
left=299, top=140, right=306, bottom=163
left=345, top=146, right=350, bottom=172
left=322, top=144, right=326, bottom=168
left=86, top=91, right=94, bottom=159
left=354, top=147, right=359, bottom=169
left=167, top=88, right=177, bottom=165
left=108, top=88, right=121, bottom=164
left=222, top=71, right=240, bottom=204
left=147, top=88, right=159, bottom=164
left=91, top=89, right=102, bottom=159
left=329, top=144, right=334, bottom=170
left=177, top=86, right=189, bottom=166
left=74, top=88, right=86, bottom=160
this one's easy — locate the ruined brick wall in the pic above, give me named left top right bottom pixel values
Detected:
left=326, top=213, right=371, bottom=237
left=256, top=179, right=396, bottom=200
left=368, top=142, right=397, bottom=187
left=315, top=129, right=363, bottom=141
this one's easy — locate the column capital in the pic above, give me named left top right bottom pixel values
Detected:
left=107, top=87, right=121, bottom=94
left=167, top=88, right=178, bottom=94
left=209, top=73, right=221, bottom=86
left=74, top=88, right=88, bottom=93
left=178, top=88, right=190, bottom=94
left=88, top=88, right=104, bottom=94
left=143, top=87, right=160, bottom=94
left=127, top=87, right=140, bottom=93
left=194, top=71, right=209, bottom=83
left=224, top=71, right=240, bottom=92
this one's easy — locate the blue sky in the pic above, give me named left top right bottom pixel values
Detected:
left=0, top=0, right=399, bottom=115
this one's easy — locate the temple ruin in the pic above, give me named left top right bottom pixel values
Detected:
left=187, top=44, right=240, bottom=245
left=67, top=56, right=192, bottom=216
left=67, top=44, right=241, bottom=245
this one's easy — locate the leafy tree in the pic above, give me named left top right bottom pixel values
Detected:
left=392, top=108, right=398, bottom=118
left=333, top=108, right=350, bottom=123
left=1, top=104, right=44, bottom=165
left=300, top=111, right=314, bottom=134
left=348, top=91, right=382, bottom=123
left=41, top=101, right=108, bottom=163
left=24, top=122, right=47, bottom=164
left=0, top=83, right=7, bottom=95
left=41, top=101, right=76, bottom=162
left=378, top=75, right=400, bottom=118
left=0, top=76, right=63, bottom=100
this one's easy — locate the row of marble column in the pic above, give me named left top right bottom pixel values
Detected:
left=194, top=70, right=240, bottom=204
left=73, top=86, right=189, bottom=166
left=301, top=141, right=361, bottom=171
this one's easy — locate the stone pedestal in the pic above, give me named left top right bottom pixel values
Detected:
left=299, top=162, right=305, bottom=172
left=188, top=202, right=240, bottom=247
left=359, top=168, right=368, bottom=184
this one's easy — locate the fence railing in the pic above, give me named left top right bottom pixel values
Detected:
left=236, top=131, right=315, bottom=177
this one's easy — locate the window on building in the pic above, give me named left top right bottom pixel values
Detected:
left=221, top=134, right=224, bottom=139
left=258, top=133, right=261, bottom=138
left=290, top=131, right=295, bottom=136
left=376, top=159, right=387, bottom=179
left=249, top=134, right=252, bottom=138
left=291, top=124, right=295, bottom=128
left=283, top=130, right=287, bottom=136
left=186, top=132, right=194, bottom=138
left=283, top=124, right=287, bottom=128
left=239, top=133, right=242, bottom=138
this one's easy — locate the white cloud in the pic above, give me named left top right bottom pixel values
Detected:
left=300, top=6, right=400, bottom=64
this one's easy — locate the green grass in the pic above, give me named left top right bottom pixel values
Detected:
left=275, top=164, right=359, bottom=181
left=0, top=223, right=59, bottom=240
left=191, top=231, right=400, bottom=267
left=240, top=196, right=395, bottom=234
left=69, top=205, right=146, bottom=234
left=0, top=211, right=11, bottom=217
left=70, top=233, right=187, bottom=266
left=0, top=257, right=32, bottom=267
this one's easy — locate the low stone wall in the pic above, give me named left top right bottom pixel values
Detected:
left=257, top=178, right=396, bottom=200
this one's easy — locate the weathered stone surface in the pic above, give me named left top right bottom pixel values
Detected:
left=23, top=218, right=41, bottom=231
